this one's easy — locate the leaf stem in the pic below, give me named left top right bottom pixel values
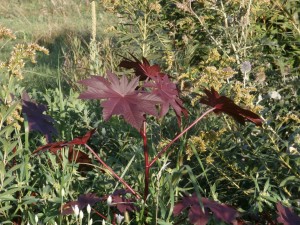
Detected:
left=85, top=144, right=141, bottom=199
left=140, top=121, right=149, bottom=201
left=149, top=107, right=215, bottom=167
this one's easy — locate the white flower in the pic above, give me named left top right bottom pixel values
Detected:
left=115, top=214, right=124, bottom=225
left=73, top=205, right=80, bottom=216
left=87, top=204, right=91, bottom=214
left=88, top=218, right=93, bottom=225
left=102, top=219, right=106, bottom=225
left=269, top=91, right=281, bottom=100
left=79, top=210, right=84, bottom=220
left=35, top=215, right=38, bottom=224
left=288, top=146, right=298, bottom=155
left=61, top=188, right=65, bottom=197
left=107, top=195, right=112, bottom=206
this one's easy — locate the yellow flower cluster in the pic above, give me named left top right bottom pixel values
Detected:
left=277, top=113, right=300, bottom=125
left=0, top=26, right=16, bottom=40
left=149, top=1, right=162, bottom=14
left=205, top=48, right=221, bottom=64
left=6, top=43, right=49, bottom=80
left=102, top=0, right=120, bottom=11
left=157, top=138, right=172, bottom=152
left=191, top=66, right=229, bottom=99
left=230, top=81, right=262, bottom=113
left=186, top=128, right=227, bottom=160
left=164, top=51, right=175, bottom=71
left=0, top=103, right=23, bottom=131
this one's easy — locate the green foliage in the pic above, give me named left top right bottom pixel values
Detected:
left=0, top=0, right=300, bottom=224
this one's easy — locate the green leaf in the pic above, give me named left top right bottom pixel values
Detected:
left=0, top=193, right=16, bottom=201
left=280, top=176, right=297, bottom=187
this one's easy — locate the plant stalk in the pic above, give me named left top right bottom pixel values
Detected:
left=140, top=121, right=149, bottom=201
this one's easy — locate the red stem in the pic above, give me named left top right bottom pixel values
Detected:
left=149, top=107, right=215, bottom=167
left=140, top=121, right=149, bottom=201
left=91, top=207, right=107, bottom=220
left=85, top=144, right=141, bottom=199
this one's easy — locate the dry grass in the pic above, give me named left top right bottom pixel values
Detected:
left=0, top=0, right=92, bottom=43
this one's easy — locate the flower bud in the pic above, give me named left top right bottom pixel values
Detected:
left=73, top=205, right=79, bottom=216
left=79, top=210, right=84, bottom=220
left=87, top=204, right=91, bottom=214
left=107, top=195, right=112, bottom=206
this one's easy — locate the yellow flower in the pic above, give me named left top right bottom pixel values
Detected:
left=206, top=155, right=214, bottom=164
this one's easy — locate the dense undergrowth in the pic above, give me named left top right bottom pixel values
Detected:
left=0, top=0, right=299, bottom=224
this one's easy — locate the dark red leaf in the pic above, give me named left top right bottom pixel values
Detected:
left=33, top=129, right=95, bottom=154
left=144, top=74, right=188, bottom=123
left=102, top=189, right=137, bottom=213
left=78, top=72, right=161, bottom=130
left=200, top=87, right=263, bottom=126
left=61, top=193, right=102, bottom=215
left=119, top=54, right=163, bottom=80
left=33, top=130, right=94, bottom=170
left=173, top=193, right=238, bottom=225
left=68, top=149, right=91, bottom=166
left=202, top=197, right=238, bottom=224
left=69, top=129, right=96, bottom=145
left=61, top=201, right=79, bottom=215
left=276, top=202, right=300, bottom=225
left=33, top=141, right=69, bottom=154
left=189, top=205, right=210, bottom=225
left=78, top=193, right=102, bottom=207
left=22, top=91, right=58, bottom=142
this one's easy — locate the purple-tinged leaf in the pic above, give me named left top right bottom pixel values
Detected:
left=79, top=72, right=161, bottom=130
left=202, top=198, right=238, bottom=224
left=103, top=189, right=137, bottom=213
left=173, top=193, right=238, bottom=225
left=119, top=54, right=163, bottom=80
left=144, top=74, right=188, bottom=124
left=200, top=87, right=262, bottom=126
left=276, top=202, right=300, bottom=225
left=33, top=129, right=96, bottom=154
left=189, top=205, right=210, bottom=225
left=33, top=130, right=95, bottom=170
left=22, top=91, right=58, bottom=142
left=61, top=193, right=102, bottom=215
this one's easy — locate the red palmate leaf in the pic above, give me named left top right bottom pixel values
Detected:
left=200, top=87, right=262, bottom=126
left=144, top=74, right=188, bottom=123
left=119, top=54, right=163, bottom=80
left=33, top=129, right=96, bottom=154
left=61, top=193, right=102, bottom=215
left=78, top=72, right=161, bottom=130
left=33, top=141, right=69, bottom=154
left=173, top=193, right=238, bottom=225
left=276, top=202, right=300, bottom=225
left=33, top=130, right=95, bottom=168
left=105, top=189, right=137, bottom=213
left=69, top=129, right=96, bottom=145
left=22, top=91, right=58, bottom=143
